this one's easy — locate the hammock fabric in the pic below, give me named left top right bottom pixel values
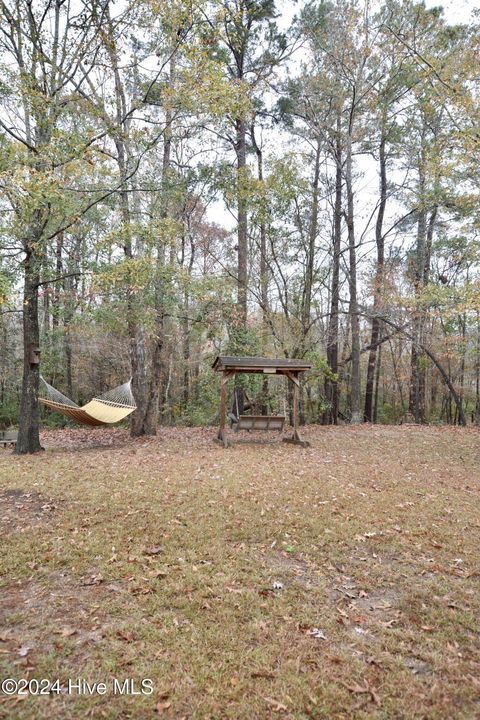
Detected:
left=39, top=377, right=136, bottom=426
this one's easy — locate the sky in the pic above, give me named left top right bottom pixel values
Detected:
left=424, top=0, right=480, bottom=23
left=210, top=0, right=479, bottom=235
left=276, top=0, right=480, bottom=29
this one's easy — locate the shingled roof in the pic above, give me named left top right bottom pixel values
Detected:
left=212, top=356, right=312, bottom=374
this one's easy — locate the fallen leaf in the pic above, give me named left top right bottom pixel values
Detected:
left=156, top=701, right=171, bottom=713
left=149, top=570, right=168, bottom=578
left=263, top=696, right=287, bottom=712
left=144, top=546, right=164, bottom=556
left=129, top=584, right=152, bottom=595
left=371, top=602, right=392, bottom=610
left=338, top=586, right=357, bottom=599
left=251, top=671, right=275, bottom=679
left=354, top=627, right=368, bottom=635
left=60, top=627, right=77, bottom=637
left=258, top=588, right=275, bottom=597
left=342, top=679, right=381, bottom=706
left=308, top=628, right=327, bottom=640
left=468, top=674, right=480, bottom=689
left=343, top=681, right=367, bottom=694
left=380, top=619, right=398, bottom=628
left=81, top=574, right=103, bottom=586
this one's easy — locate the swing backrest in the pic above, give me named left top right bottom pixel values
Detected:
left=238, top=415, right=285, bottom=431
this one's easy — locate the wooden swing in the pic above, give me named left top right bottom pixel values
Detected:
left=238, top=415, right=285, bottom=431
left=213, top=356, right=312, bottom=448
left=229, top=387, right=285, bottom=432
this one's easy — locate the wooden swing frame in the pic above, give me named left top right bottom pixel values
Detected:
left=212, top=356, right=312, bottom=448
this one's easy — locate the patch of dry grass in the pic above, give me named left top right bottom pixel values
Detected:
left=0, top=424, right=479, bottom=719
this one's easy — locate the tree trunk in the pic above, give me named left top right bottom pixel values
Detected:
left=458, top=312, right=466, bottom=425
left=475, top=311, right=480, bottom=425
left=370, top=309, right=466, bottom=426
left=182, top=290, right=190, bottom=409
left=252, top=128, right=269, bottom=414
left=365, top=118, right=386, bottom=421
left=145, top=55, right=176, bottom=433
left=345, top=132, right=362, bottom=424
left=323, top=116, right=342, bottom=424
left=236, top=118, right=248, bottom=329
left=105, top=9, right=150, bottom=436
left=409, top=122, right=438, bottom=424
left=116, top=135, right=149, bottom=436
left=15, top=241, right=43, bottom=454
left=52, top=231, right=64, bottom=330
left=302, top=139, right=321, bottom=351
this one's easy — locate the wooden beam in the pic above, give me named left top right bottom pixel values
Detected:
left=282, top=436, right=310, bottom=448
left=293, top=378, right=299, bottom=432
left=283, top=369, right=300, bottom=387
left=216, top=371, right=234, bottom=448
left=282, top=372, right=310, bottom=447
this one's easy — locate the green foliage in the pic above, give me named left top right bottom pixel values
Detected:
left=226, top=321, right=262, bottom=358
left=180, top=365, right=221, bottom=426
left=0, top=399, right=18, bottom=430
left=377, top=402, right=406, bottom=424
left=0, top=268, right=13, bottom=306
left=304, top=351, right=338, bottom=384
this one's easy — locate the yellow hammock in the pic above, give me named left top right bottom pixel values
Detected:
left=39, top=377, right=136, bottom=427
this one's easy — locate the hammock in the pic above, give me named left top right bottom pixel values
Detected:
left=39, top=376, right=136, bottom=426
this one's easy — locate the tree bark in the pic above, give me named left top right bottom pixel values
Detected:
left=409, top=120, right=438, bottom=424
left=236, top=118, right=248, bottom=329
left=145, top=54, right=176, bottom=433
left=345, top=131, right=362, bottom=424
left=366, top=309, right=466, bottom=426
left=252, top=126, right=269, bottom=412
left=105, top=6, right=150, bottom=436
left=302, top=139, right=321, bottom=352
left=365, top=117, right=386, bottom=422
left=323, top=116, right=342, bottom=424
left=475, top=311, right=480, bottom=425
left=15, top=240, right=43, bottom=454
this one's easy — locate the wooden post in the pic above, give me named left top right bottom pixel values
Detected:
left=283, top=371, right=310, bottom=447
left=293, top=378, right=299, bottom=437
left=217, top=371, right=234, bottom=447
left=218, top=373, right=226, bottom=443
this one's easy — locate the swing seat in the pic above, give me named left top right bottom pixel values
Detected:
left=0, top=430, right=17, bottom=448
left=238, top=415, right=285, bottom=431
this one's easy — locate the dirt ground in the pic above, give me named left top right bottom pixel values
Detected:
left=0, top=424, right=479, bottom=719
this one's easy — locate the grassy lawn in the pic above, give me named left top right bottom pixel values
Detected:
left=0, top=424, right=479, bottom=719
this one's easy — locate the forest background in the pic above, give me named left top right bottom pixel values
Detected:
left=0, top=0, right=479, bottom=452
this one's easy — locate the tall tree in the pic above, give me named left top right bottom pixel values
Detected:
left=213, top=0, right=288, bottom=334
left=0, top=0, right=116, bottom=453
